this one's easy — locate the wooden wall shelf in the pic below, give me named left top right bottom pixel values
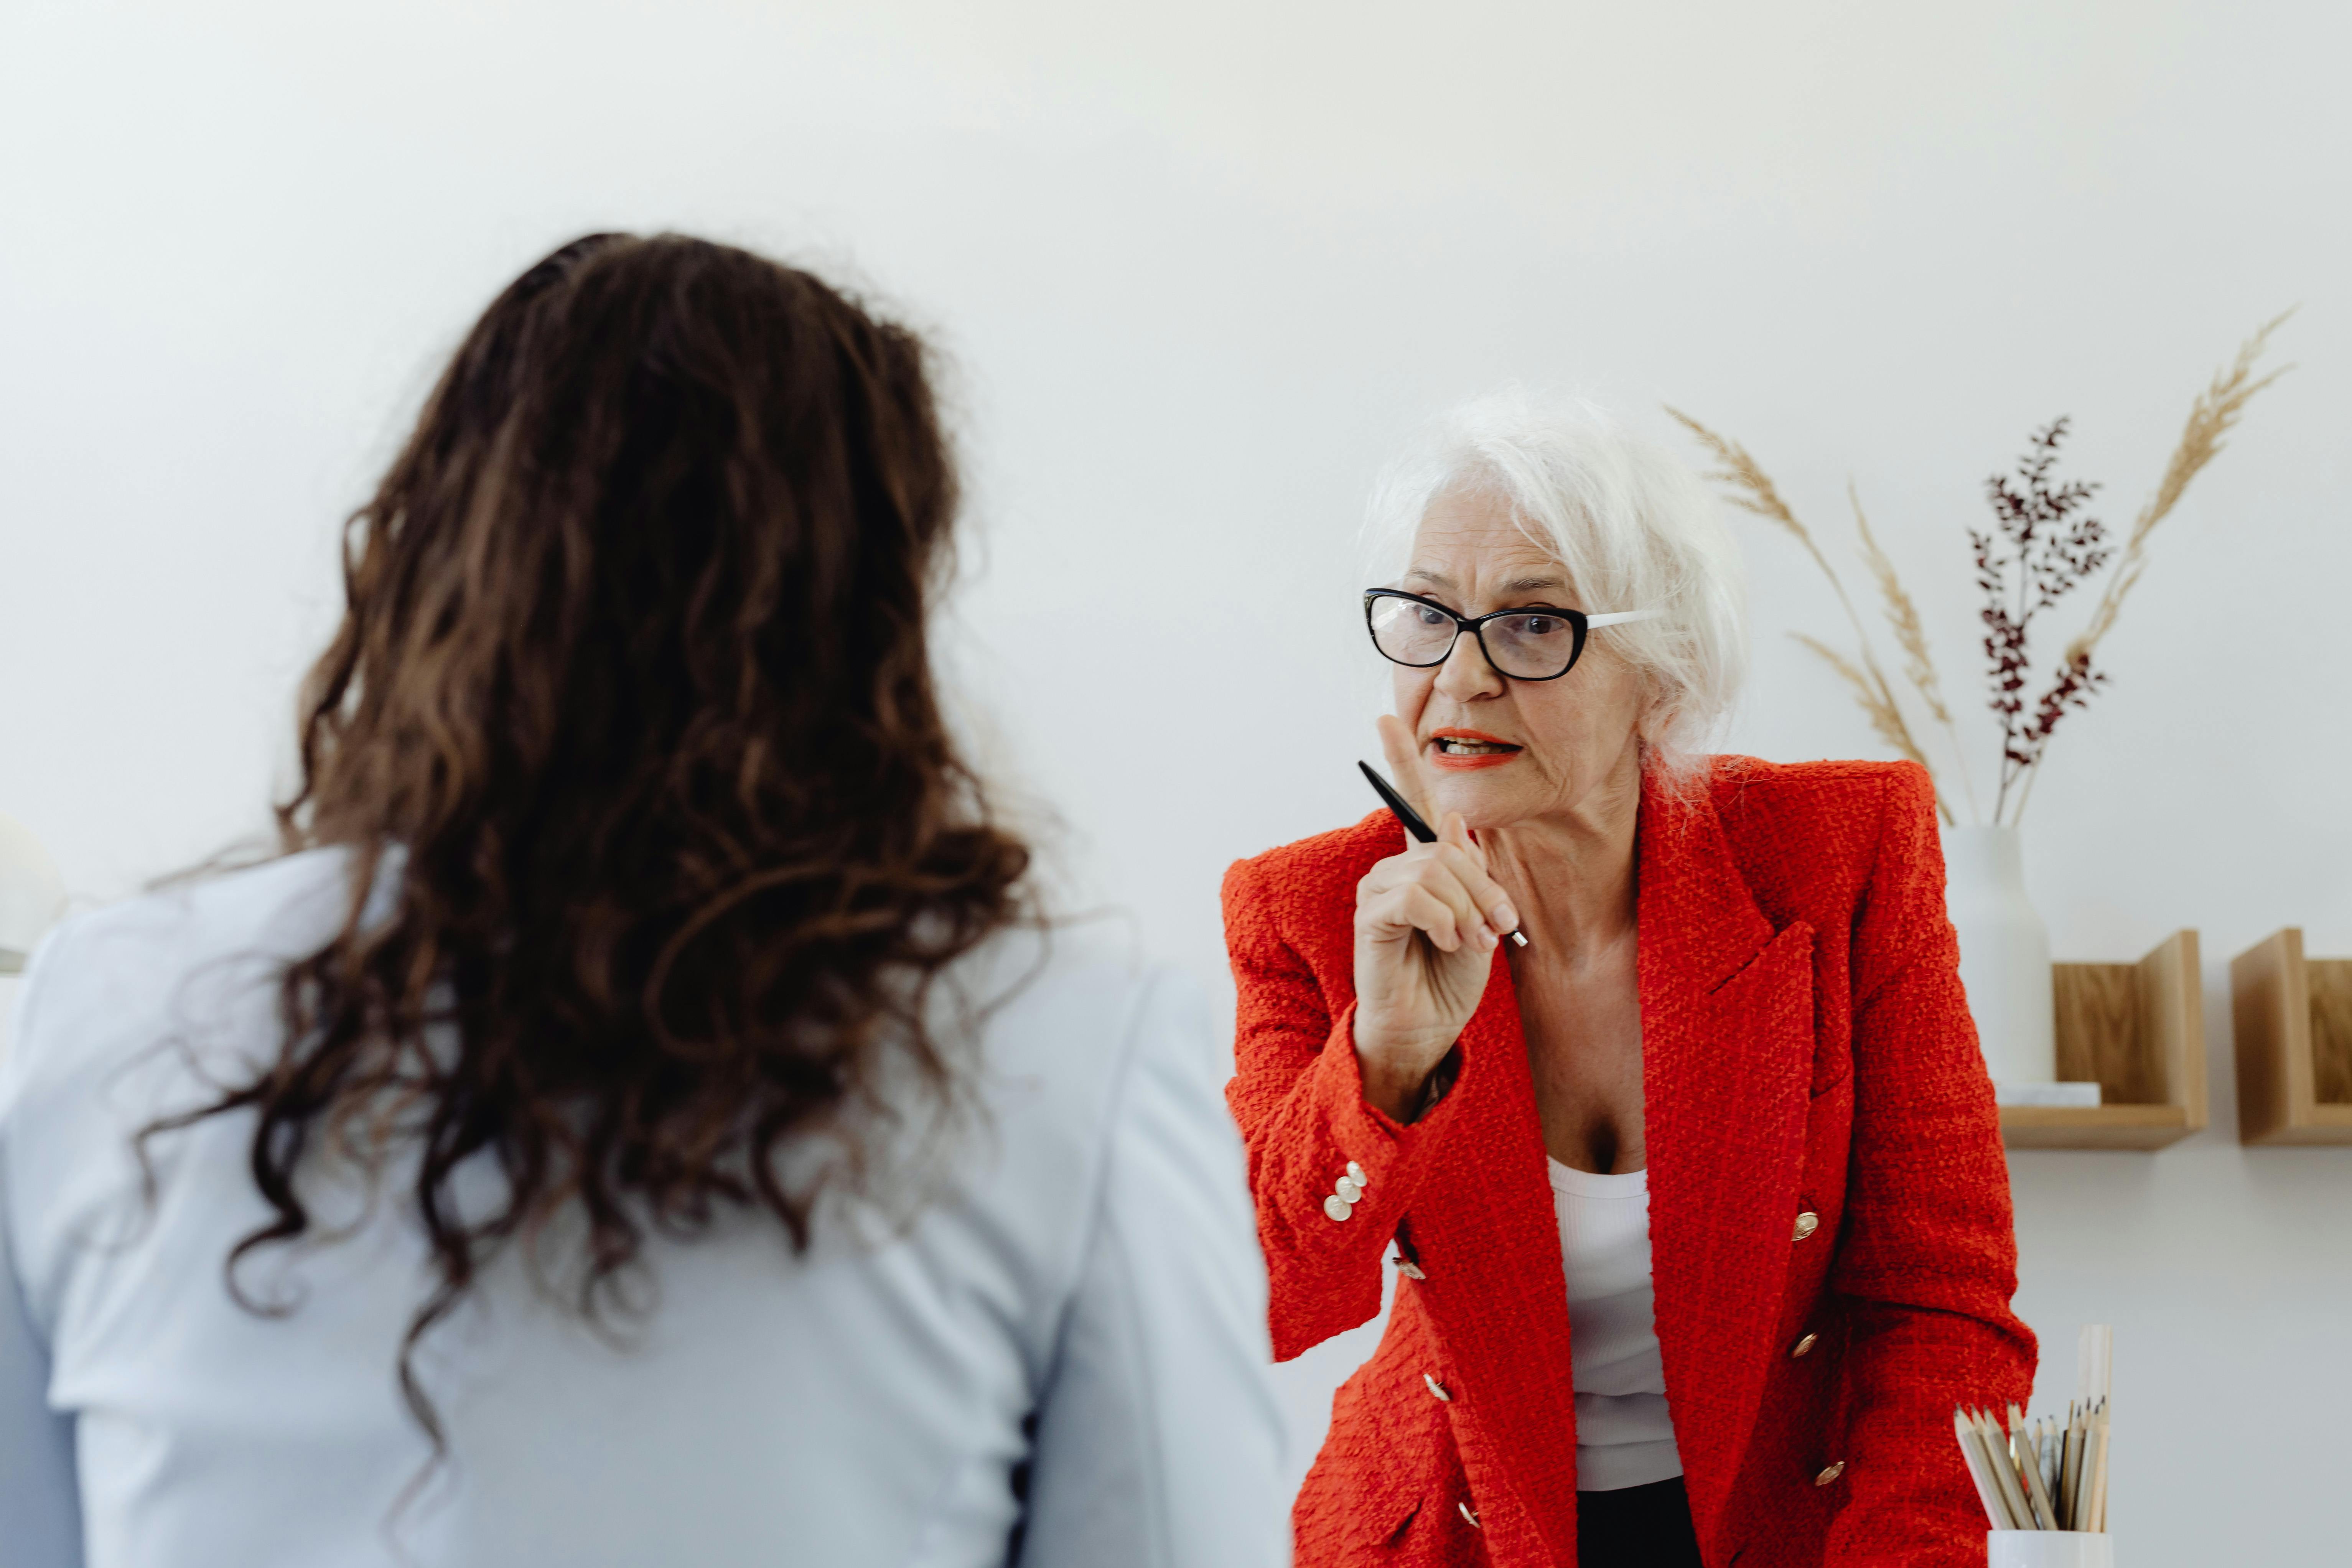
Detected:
left=2000, top=931, right=2206, bottom=1150
left=2228, top=929, right=2352, bottom=1145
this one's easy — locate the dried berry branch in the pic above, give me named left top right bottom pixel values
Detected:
left=1974, top=419, right=2112, bottom=821
left=1665, top=407, right=1958, bottom=823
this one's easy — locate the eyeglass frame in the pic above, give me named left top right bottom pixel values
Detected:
left=1361, top=588, right=1663, bottom=682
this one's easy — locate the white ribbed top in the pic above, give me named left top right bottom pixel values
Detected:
left=1547, top=1158, right=1683, bottom=1492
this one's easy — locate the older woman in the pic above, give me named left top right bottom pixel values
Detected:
left=1223, top=396, right=2034, bottom=1568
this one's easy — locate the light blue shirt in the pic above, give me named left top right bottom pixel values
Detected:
left=0, top=850, right=1286, bottom=1568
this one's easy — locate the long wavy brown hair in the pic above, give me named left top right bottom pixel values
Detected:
left=163, top=232, right=1029, bottom=1440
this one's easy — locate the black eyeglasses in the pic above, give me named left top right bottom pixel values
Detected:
left=1362, top=589, right=1660, bottom=681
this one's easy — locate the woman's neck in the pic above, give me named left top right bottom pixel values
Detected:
left=1478, top=759, right=1642, bottom=958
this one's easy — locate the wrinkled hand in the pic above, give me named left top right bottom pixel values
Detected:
left=1351, top=715, right=1521, bottom=1121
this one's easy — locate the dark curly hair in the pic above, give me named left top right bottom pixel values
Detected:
left=160, top=232, right=1030, bottom=1441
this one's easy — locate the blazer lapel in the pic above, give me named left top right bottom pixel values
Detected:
left=1637, top=778, right=1817, bottom=1545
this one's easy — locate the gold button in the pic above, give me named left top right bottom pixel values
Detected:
left=1323, top=1194, right=1353, bottom=1222
left=1790, top=1333, right=1818, bottom=1359
left=1398, top=1260, right=1427, bottom=1281
left=1423, top=1372, right=1451, bottom=1402
left=1458, top=1501, right=1481, bottom=1528
left=1792, top=1211, right=1820, bottom=1242
left=1814, top=1461, right=1845, bottom=1486
left=1335, top=1176, right=1363, bottom=1203
left=1346, top=1160, right=1367, bottom=1187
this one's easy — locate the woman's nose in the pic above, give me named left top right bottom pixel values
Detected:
left=1433, top=627, right=1504, bottom=702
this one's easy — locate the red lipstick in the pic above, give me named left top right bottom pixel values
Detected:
left=1426, top=727, right=1524, bottom=771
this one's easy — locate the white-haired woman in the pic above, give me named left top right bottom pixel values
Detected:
left=1222, top=395, right=2034, bottom=1568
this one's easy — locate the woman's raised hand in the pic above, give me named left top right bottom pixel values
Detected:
left=1351, top=715, right=1522, bottom=1122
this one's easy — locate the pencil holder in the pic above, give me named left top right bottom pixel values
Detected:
left=1988, top=1530, right=2112, bottom=1568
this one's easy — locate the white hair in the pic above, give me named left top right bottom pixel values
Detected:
left=1362, top=390, right=1747, bottom=784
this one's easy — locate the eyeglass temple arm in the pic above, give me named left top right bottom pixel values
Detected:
left=1584, top=609, right=1663, bottom=628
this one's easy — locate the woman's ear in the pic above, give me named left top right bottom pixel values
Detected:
left=1635, top=688, right=1678, bottom=758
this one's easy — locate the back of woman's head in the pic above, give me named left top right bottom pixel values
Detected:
left=191, top=232, right=1028, bottom=1434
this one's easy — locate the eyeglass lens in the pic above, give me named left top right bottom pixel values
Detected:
left=1367, top=596, right=1582, bottom=679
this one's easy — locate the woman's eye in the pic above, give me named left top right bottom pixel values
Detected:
left=1521, top=616, right=1558, bottom=636
left=1415, top=606, right=1449, bottom=627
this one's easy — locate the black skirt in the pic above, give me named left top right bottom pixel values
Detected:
left=1576, top=1476, right=1703, bottom=1568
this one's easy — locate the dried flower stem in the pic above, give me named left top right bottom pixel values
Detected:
left=1666, top=407, right=1958, bottom=824
left=1851, top=481, right=1981, bottom=824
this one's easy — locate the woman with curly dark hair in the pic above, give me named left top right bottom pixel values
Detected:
left=0, top=233, right=1284, bottom=1568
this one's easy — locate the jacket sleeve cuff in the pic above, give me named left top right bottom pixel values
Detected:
left=1308, top=1000, right=1464, bottom=1156
left=1261, top=1002, right=1463, bottom=1358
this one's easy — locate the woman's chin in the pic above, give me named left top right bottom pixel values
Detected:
left=1428, top=775, right=1536, bottom=831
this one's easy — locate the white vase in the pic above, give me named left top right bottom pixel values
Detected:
left=1942, top=825, right=2056, bottom=1086
left=0, top=811, right=67, bottom=976
left=1988, top=1531, right=2113, bottom=1567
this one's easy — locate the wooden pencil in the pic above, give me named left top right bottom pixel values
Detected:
left=2088, top=1403, right=2112, bottom=1532
left=2009, top=1403, right=2059, bottom=1530
left=1975, top=1409, right=2035, bottom=1530
left=1954, top=1408, right=2014, bottom=1529
left=2060, top=1403, right=2085, bottom=1529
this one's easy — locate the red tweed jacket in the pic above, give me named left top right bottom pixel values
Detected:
left=1222, top=757, right=2035, bottom=1568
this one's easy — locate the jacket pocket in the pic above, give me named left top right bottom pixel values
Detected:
left=1298, top=1352, right=1451, bottom=1561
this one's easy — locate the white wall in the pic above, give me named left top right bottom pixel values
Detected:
left=4, top=2, right=2349, bottom=1559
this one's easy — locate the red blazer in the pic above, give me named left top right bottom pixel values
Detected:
left=1222, top=758, right=2034, bottom=1568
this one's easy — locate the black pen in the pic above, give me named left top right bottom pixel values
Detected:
left=1357, top=761, right=1528, bottom=947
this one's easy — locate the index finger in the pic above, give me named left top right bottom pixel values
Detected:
left=1436, top=812, right=1520, bottom=940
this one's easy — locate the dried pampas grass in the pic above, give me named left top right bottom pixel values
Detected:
left=1851, top=483, right=1946, bottom=724
left=1999, top=312, right=2296, bottom=822
left=1850, top=481, right=1982, bottom=822
left=1791, top=634, right=1937, bottom=775
left=2063, top=310, right=2296, bottom=672
left=1667, top=407, right=1958, bottom=824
